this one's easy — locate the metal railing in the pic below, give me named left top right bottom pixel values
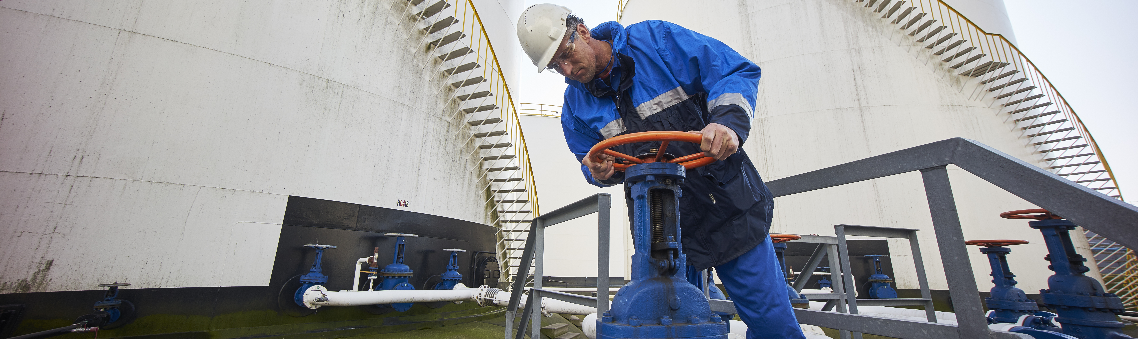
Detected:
left=769, top=137, right=1136, bottom=338
left=398, top=0, right=542, bottom=286
left=517, top=102, right=562, bottom=118
left=846, top=0, right=1136, bottom=313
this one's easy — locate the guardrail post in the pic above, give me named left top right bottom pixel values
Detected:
left=920, top=166, right=989, bottom=338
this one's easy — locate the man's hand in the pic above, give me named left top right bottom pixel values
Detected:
left=583, top=152, right=616, bottom=181
left=695, top=123, right=739, bottom=161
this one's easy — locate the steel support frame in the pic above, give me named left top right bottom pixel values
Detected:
left=504, top=193, right=611, bottom=339
left=834, top=224, right=937, bottom=339
left=765, top=138, right=1137, bottom=339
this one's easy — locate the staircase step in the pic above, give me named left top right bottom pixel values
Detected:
left=932, top=39, right=966, bottom=56
left=926, top=32, right=957, bottom=49
left=541, top=323, right=571, bottom=338
left=864, top=0, right=879, bottom=8
left=908, top=20, right=935, bottom=36
left=882, top=1, right=903, bottom=17
left=450, top=76, right=486, bottom=89
left=901, top=13, right=926, bottom=30
left=438, top=47, right=474, bottom=62
left=416, top=0, right=450, bottom=19
left=482, top=154, right=515, bottom=160
left=1026, top=126, right=1072, bottom=138
left=462, top=104, right=498, bottom=114
left=498, top=209, right=532, bottom=214
left=987, top=77, right=1026, bottom=91
left=478, top=142, right=512, bottom=150
left=995, top=86, right=1037, bottom=100
left=1015, top=110, right=1058, bottom=122
left=875, top=0, right=891, bottom=12
left=443, top=61, right=480, bottom=75
left=565, top=314, right=584, bottom=327
left=1022, top=119, right=1067, bottom=130
left=1003, top=94, right=1046, bottom=107
left=488, top=166, right=520, bottom=172
left=1062, top=169, right=1106, bottom=176
left=1093, top=186, right=1117, bottom=191
left=1041, top=143, right=1087, bottom=153
left=457, top=90, right=492, bottom=101
left=467, top=117, right=502, bottom=126
left=950, top=53, right=984, bottom=69
left=428, top=31, right=465, bottom=48
left=1033, top=135, right=1080, bottom=145
left=1009, top=102, right=1052, bottom=115
left=942, top=46, right=976, bottom=62
left=471, top=129, right=508, bottom=136
left=959, top=61, right=1006, bottom=77
left=493, top=187, right=526, bottom=193
left=891, top=7, right=915, bottom=24
left=1044, top=153, right=1095, bottom=162
left=497, top=199, right=529, bottom=203
left=1076, top=178, right=1112, bottom=184
left=1049, top=161, right=1099, bottom=169
left=491, top=177, right=523, bottom=183
left=916, top=26, right=945, bottom=43
left=423, top=16, right=458, bottom=34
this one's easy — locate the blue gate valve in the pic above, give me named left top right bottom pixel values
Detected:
left=863, top=255, right=897, bottom=299
left=966, top=239, right=1072, bottom=339
left=378, top=233, right=418, bottom=312
left=294, top=244, right=336, bottom=307
left=772, top=234, right=809, bottom=308
left=1001, top=209, right=1131, bottom=339
left=596, top=161, right=726, bottom=339
left=817, top=267, right=832, bottom=289
left=434, top=248, right=466, bottom=290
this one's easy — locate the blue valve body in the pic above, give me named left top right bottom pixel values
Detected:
left=597, top=162, right=726, bottom=339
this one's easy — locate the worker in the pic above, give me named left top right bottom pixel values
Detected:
left=516, top=4, right=805, bottom=339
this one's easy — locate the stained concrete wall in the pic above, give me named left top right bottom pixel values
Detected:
left=0, top=1, right=496, bottom=292
left=618, top=0, right=1077, bottom=292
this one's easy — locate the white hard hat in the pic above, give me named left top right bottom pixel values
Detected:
left=517, top=4, right=572, bottom=73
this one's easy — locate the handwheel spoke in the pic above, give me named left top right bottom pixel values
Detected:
left=654, top=141, right=670, bottom=163
left=604, top=149, right=643, bottom=164
left=669, top=153, right=705, bottom=164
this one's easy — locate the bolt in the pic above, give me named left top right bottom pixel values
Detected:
left=711, top=314, right=722, bottom=323
left=691, top=315, right=703, bottom=324
left=628, top=316, right=640, bottom=327
left=602, top=311, right=613, bottom=323
left=660, top=316, right=672, bottom=326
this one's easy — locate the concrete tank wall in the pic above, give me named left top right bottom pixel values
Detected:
left=619, top=0, right=1073, bottom=292
left=0, top=1, right=494, bottom=292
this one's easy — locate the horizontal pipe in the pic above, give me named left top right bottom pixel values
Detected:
left=301, top=284, right=597, bottom=315
left=303, top=284, right=482, bottom=309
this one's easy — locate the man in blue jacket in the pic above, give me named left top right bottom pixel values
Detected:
left=517, top=4, right=805, bottom=338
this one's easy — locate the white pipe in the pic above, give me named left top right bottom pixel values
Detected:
left=301, top=284, right=597, bottom=315
left=351, top=258, right=369, bottom=291
left=481, top=288, right=597, bottom=315
left=303, top=284, right=483, bottom=309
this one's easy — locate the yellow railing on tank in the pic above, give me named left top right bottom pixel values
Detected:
left=518, top=102, right=562, bottom=118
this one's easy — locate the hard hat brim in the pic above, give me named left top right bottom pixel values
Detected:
left=536, top=32, right=564, bottom=73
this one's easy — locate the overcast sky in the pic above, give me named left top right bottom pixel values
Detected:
left=512, top=0, right=1138, bottom=205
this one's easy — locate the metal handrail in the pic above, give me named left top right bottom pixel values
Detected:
left=517, top=102, right=562, bottom=118
left=769, top=137, right=1136, bottom=338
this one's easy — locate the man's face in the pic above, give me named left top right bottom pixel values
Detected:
left=548, top=24, right=600, bottom=83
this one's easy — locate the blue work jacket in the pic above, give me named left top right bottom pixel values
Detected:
left=560, top=20, right=774, bottom=270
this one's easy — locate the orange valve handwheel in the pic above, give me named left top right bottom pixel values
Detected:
left=770, top=234, right=802, bottom=244
left=586, top=131, right=717, bottom=171
left=999, top=209, right=1062, bottom=220
left=965, top=239, right=1030, bottom=247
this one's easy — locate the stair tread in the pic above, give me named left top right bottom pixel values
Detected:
left=438, top=47, right=474, bottom=62
left=462, top=104, right=498, bottom=114
left=457, top=90, right=492, bottom=101
left=467, top=117, right=502, bottom=126
left=428, top=31, right=464, bottom=48
left=416, top=0, right=450, bottom=19
left=423, top=16, right=457, bottom=34
left=450, top=76, right=486, bottom=89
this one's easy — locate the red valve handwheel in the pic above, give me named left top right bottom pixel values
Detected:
left=965, top=239, right=1030, bottom=247
left=586, top=131, right=716, bottom=171
left=770, top=234, right=802, bottom=244
left=999, top=209, right=1062, bottom=220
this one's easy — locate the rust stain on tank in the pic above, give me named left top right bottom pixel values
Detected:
left=0, top=259, right=54, bottom=293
